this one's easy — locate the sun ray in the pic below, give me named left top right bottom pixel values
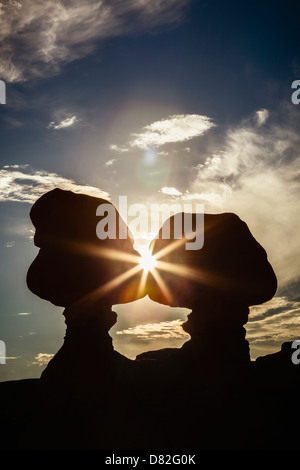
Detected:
left=150, top=237, right=187, bottom=261
left=56, top=231, right=219, bottom=314
left=137, top=268, right=148, bottom=297
left=156, top=258, right=240, bottom=293
left=150, top=268, right=173, bottom=304
left=74, top=242, right=141, bottom=264
left=96, top=263, right=142, bottom=298
left=156, top=259, right=207, bottom=283
left=69, top=263, right=143, bottom=317
left=95, top=246, right=140, bottom=264
left=44, top=237, right=141, bottom=265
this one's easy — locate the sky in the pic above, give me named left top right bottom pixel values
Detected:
left=0, top=0, right=300, bottom=381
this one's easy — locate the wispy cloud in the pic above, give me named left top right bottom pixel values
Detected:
left=160, top=186, right=183, bottom=196
left=47, top=115, right=78, bottom=130
left=185, top=105, right=300, bottom=287
left=129, top=114, right=215, bottom=149
left=0, top=165, right=109, bottom=203
left=3, top=164, right=29, bottom=169
left=256, top=108, right=269, bottom=126
left=109, top=145, right=129, bottom=153
left=2, top=356, right=21, bottom=361
left=110, top=296, right=191, bottom=358
left=31, top=353, right=54, bottom=367
left=116, top=319, right=189, bottom=340
left=113, top=318, right=190, bottom=359
left=250, top=296, right=299, bottom=321
left=159, top=184, right=231, bottom=205
left=0, top=0, right=191, bottom=83
left=247, top=296, right=300, bottom=358
left=8, top=312, right=33, bottom=316
left=105, top=159, right=116, bottom=167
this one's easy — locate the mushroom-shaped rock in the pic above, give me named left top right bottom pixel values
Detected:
left=27, top=188, right=141, bottom=311
left=26, top=189, right=143, bottom=412
left=148, top=212, right=277, bottom=309
left=146, top=212, right=277, bottom=369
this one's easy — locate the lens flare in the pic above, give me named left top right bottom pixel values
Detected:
left=65, top=234, right=209, bottom=310
left=138, top=247, right=157, bottom=273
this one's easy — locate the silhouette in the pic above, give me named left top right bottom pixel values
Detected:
left=24, top=189, right=145, bottom=449
left=144, top=213, right=299, bottom=449
left=146, top=212, right=277, bottom=377
left=0, top=190, right=299, bottom=450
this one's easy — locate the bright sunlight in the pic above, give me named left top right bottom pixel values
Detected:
left=138, top=246, right=157, bottom=273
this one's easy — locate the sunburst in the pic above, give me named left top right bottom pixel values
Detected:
left=138, top=247, right=157, bottom=272
left=66, top=234, right=209, bottom=311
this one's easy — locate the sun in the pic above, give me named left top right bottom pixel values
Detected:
left=138, top=248, right=157, bottom=273
left=70, top=236, right=201, bottom=306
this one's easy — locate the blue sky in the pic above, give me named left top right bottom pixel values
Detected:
left=0, top=0, right=300, bottom=381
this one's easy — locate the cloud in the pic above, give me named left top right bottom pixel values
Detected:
left=159, top=184, right=230, bottom=205
left=160, top=186, right=182, bottom=196
left=0, top=0, right=191, bottom=83
left=129, top=114, right=215, bottom=149
left=2, top=356, right=21, bottom=361
left=47, top=115, right=78, bottom=130
left=105, top=159, right=116, bottom=167
left=31, top=352, right=54, bottom=367
left=256, top=108, right=269, bottom=126
left=112, top=318, right=190, bottom=359
left=247, top=296, right=300, bottom=358
left=116, top=319, right=189, bottom=340
left=0, top=164, right=110, bottom=203
left=186, top=105, right=300, bottom=288
left=109, top=145, right=129, bottom=153
left=249, top=296, right=299, bottom=321
left=8, top=312, right=33, bottom=316
left=3, top=164, right=29, bottom=169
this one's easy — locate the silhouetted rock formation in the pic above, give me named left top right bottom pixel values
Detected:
left=27, top=188, right=138, bottom=307
left=147, top=213, right=277, bottom=380
left=0, top=191, right=299, bottom=450
left=22, top=189, right=144, bottom=449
